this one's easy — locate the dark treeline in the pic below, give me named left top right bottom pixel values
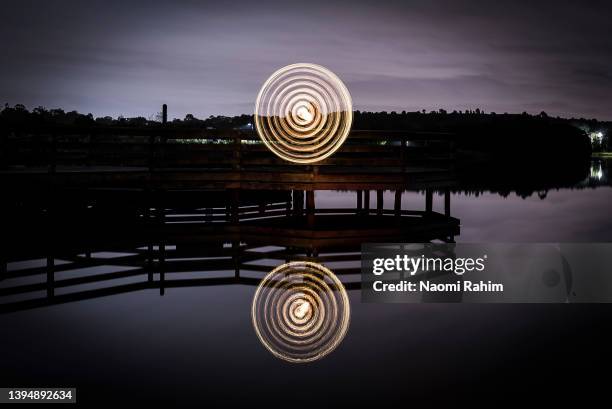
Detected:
left=0, top=103, right=254, bottom=130
left=1, top=104, right=607, bottom=155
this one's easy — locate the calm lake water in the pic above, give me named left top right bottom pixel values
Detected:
left=1, top=159, right=611, bottom=406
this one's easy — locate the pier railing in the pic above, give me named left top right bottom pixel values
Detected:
left=1, top=126, right=455, bottom=170
left=0, top=127, right=457, bottom=191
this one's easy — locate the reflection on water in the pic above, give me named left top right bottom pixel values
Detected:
left=0, top=184, right=459, bottom=312
left=589, top=159, right=606, bottom=182
left=252, top=262, right=350, bottom=363
left=1, top=159, right=612, bottom=311
left=1, top=158, right=612, bottom=404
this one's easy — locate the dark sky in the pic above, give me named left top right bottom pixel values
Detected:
left=2, top=0, right=611, bottom=120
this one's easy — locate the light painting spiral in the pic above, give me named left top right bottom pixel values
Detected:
left=254, top=63, right=353, bottom=164
left=252, top=261, right=351, bottom=363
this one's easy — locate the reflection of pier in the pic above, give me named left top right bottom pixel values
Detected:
left=0, top=189, right=459, bottom=313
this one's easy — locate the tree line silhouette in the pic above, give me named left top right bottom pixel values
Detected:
left=1, top=103, right=607, bottom=156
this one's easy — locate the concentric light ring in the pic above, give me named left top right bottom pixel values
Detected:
left=252, top=261, right=351, bottom=363
left=255, top=63, right=353, bottom=164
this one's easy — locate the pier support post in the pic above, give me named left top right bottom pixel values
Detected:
left=357, top=190, right=363, bottom=214
left=425, top=189, right=433, bottom=214
left=145, top=189, right=154, bottom=283
left=232, top=240, right=240, bottom=279
left=364, top=190, right=370, bottom=213
left=45, top=191, right=55, bottom=298
left=286, top=194, right=291, bottom=217
left=159, top=249, right=165, bottom=296
left=231, top=189, right=239, bottom=224
left=376, top=190, right=384, bottom=215
left=306, top=190, right=315, bottom=228
left=293, top=190, right=304, bottom=216
left=147, top=243, right=154, bottom=283
left=158, top=189, right=166, bottom=296
left=394, top=190, right=402, bottom=217
left=444, top=189, right=451, bottom=217
left=159, top=240, right=165, bottom=296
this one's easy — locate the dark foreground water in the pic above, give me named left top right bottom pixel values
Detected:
left=1, top=160, right=611, bottom=407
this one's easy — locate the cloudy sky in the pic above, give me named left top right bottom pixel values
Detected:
left=1, top=0, right=611, bottom=120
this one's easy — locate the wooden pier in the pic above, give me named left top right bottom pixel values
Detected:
left=0, top=126, right=460, bottom=312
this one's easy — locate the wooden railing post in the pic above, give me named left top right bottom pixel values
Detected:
left=49, top=131, right=57, bottom=174
left=148, top=134, right=155, bottom=171
left=400, top=137, right=406, bottom=172
left=86, top=132, right=92, bottom=167
left=233, top=132, right=241, bottom=170
left=160, top=134, right=167, bottom=168
left=0, top=129, right=8, bottom=170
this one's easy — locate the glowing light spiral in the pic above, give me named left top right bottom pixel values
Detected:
left=254, top=63, right=353, bottom=164
left=252, top=261, right=351, bottom=363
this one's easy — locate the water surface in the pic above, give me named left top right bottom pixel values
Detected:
left=1, top=159, right=611, bottom=407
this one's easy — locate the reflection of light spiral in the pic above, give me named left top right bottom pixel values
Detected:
left=255, top=63, right=353, bottom=164
left=252, top=261, right=351, bottom=363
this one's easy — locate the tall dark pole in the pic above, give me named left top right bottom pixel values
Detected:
left=162, top=104, right=168, bottom=125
